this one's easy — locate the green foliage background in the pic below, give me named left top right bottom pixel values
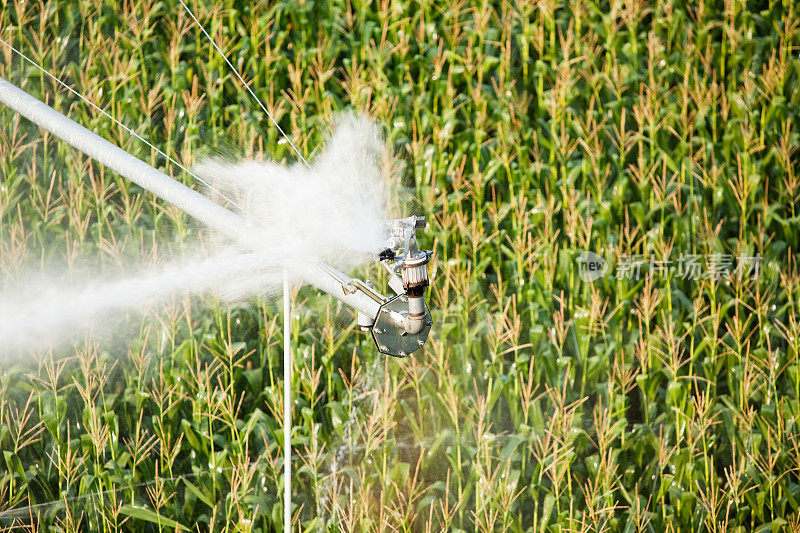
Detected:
left=1, top=0, right=800, bottom=530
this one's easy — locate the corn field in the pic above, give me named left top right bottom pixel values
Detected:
left=1, top=0, right=800, bottom=531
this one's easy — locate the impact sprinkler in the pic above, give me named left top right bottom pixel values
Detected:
left=0, top=75, right=435, bottom=358
left=323, top=216, right=433, bottom=357
left=373, top=216, right=433, bottom=355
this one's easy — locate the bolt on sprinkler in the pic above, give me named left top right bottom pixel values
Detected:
left=335, top=216, right=433, bottom=357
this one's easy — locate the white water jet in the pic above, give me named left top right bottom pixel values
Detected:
left=0, top=115, right=393, bottom=356
left=196, top=113, right=391, bottom=268
left=0, top=250, right=279, bottom=354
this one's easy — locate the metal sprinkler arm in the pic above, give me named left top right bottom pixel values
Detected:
left=0, top=77, right=253, bottom=244
left=0, top=76, right=382, bottom=319
left=303, top=263, right=382, bottom=319
left=0, top=75, right=433, bottom=357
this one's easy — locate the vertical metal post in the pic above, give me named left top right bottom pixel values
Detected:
left=283, top=271, right=292, bottom=532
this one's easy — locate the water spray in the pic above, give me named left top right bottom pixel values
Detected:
left=0, top=75, right=434, bottom=358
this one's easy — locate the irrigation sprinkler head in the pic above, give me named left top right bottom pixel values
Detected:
left=378, top=216, right=432, bottom=292
left=369, top=216, right=433, bottom=357
left=320, top=215, right=433, bottom=357
left=0, top=73, right=431, bottom=362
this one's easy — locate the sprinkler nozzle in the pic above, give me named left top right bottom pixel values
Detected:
left=320, top=215, right=433, bottom=357
left=400, top=251, right=430, bottom=335
left=370, top=216, right=433, bottom=353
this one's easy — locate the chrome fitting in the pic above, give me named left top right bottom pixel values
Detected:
left=401, top=252, right=430, bottom=293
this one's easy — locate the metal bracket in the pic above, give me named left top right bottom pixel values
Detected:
left=371, top=294, right=432, bottom=358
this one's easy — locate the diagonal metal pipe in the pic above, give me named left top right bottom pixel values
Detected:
left=0, top=75, right=381, bottom=320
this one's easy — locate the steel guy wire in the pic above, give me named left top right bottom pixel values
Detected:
left=0, top=468, right=215, bottom=520
left=177, top=0, right=313, bottom=170
left=0, top=35, right=249, bottom=217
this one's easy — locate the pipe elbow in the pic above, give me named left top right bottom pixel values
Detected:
left=402, top=295, right=427, bottom=335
